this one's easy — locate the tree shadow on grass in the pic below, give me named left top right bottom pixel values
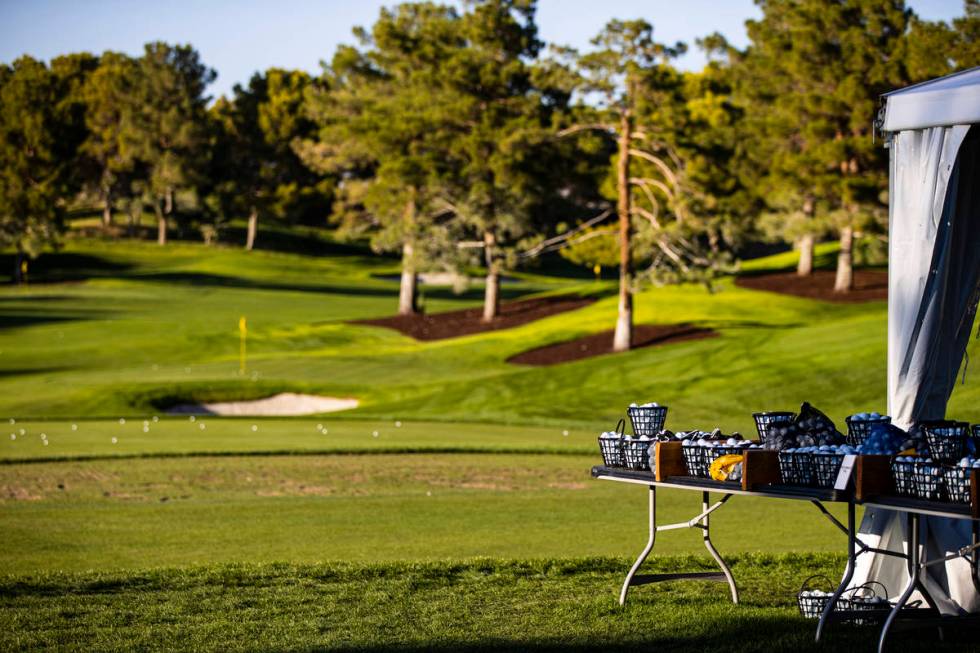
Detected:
left=0, top=252, right=135, bottom=284
left=134, top=271, right=539, bottom=304
left=301, top=616, right=974, bottom=653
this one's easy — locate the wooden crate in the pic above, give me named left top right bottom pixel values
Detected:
left=654, top=441, right=686, bottom=481
left=741, top=449, right=780, bottom=491
left=854, top=454, right=892, bottom=501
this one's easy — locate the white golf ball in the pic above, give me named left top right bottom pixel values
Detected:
left=71, top=424, right=78, bottom=431
left=372, top=431, right=379, bottom=438
left=562, top=430, right=569, bottom=436
left=395, top=421, right=402, bottom=428
left=9, top=434, right=15, bottom=440
left=111, top=437, right=117, bottom=444
left=119, top=418, right=125, bottom=425
left=251, top=425, right=258, bottom=432
left=199, top=423, right=206, bottom=430
left=189, top=416, right=196, bottom=422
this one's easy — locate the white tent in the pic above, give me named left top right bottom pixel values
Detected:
left=852, top=66, right=980, bottom=615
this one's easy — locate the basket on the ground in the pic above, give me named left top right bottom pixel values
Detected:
left=628, top=405, right=668, bottom=437
left=797, top=575, right=835, bottom=619
left=682, top=444, right=742, bottom=478
left=845, top=416, right=891, bottom=446
left=753, top=412, right=795, bottom=445
left=812, top=453, right=846, bottom=488
left=892, top=458, right=944, bottom=500
left=778, top=450, right=815, bottom=485
left=838, top=582, right=889, bottom=626
left=943, top=466, right=972, bottom=504
left=921, top=420, right=970, bottom=462
left=622, top=438, right=654, bottom=471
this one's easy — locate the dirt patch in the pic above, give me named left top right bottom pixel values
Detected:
left=352, top=295, right=597, bottom=341
left=507, top=324, right=717, bottom=366
left=735, top=269, right=887, bottom=303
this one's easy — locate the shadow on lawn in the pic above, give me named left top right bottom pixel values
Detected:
left=309, top=618, right=974, bottom=653
left=134, top=271, right=538, bottom=303
left=0, top=252, right=135, bottom=284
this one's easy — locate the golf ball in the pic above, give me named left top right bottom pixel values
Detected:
left=111, top=437, right=117, bottom=444
left=251, top=425, right=258, bottom=432
left=71, top=424, right=77, bottom=431
left=119, top=418, right=125, bottom=425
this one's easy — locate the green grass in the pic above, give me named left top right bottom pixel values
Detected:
left=0, top=452, right=855, bottom=574
left=2, top=234, right=977, bottom=650
left=1, top=556, right=972, bottom=652
left=3, top=237, right=977, bottom=429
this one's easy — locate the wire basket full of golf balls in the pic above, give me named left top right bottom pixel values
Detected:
left=811, top=452, right=847, bottom=488
left=845, top=413, right=891, bottom=447
left=753, top=411, right=795, bottom=446
left=944, top=465, right=973, bottom=504
left=622, top=435, right=655, bottom=471
left=681, top=443, right=742, bottom=479
left=797, top=575, right=836, bottom=619
left=921, top=420, right=970, bottom=462
left=837, top=582, right=890, bottom=625
left=627, top=403, right=668, bottom=437
left=891, top=457, right=944, bottom=501
left=597, top=419, right=627, bottom=467
left=778, top=450, right=815, bottom=485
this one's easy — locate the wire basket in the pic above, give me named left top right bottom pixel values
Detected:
left=891, top=459, right=944, bottom=500
left=628, top=405, right=668, bottom=437
left=622, top=438, right=654, bottom=471
left=797, top=574, right=835, bottom=619
left=753, top=412, right=795, bottom=445
left=778, top=450, right=815, bottom=485
left=972, top=424, right=980, bottom=454
left=943, top=466, right=973, bottom=504
left=682, top=444, right=742, bottom=478
left=812, top=453, right=846, bottom=488
left=597, top=419, right=626, bottom=467
left=845, top=416, right=891, bottom=446
left=921, top=420, right=970, bottom=462
left=838, top=581, right=889, bottom=626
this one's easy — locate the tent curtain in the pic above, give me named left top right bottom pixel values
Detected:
left=852, top=124, right=980, bottom=615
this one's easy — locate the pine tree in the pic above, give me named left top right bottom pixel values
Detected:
left=298, top=3, right=461, bottom=315
left=127, top=43, right=215, bottom=245
left=0, top=57, right=81, bottom=282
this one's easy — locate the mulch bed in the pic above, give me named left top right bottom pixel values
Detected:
left=735, top=269, right=887, bottom=303
left=507, top=324, right=717, bottom=366
left=353, top=295, right=597, bottom=341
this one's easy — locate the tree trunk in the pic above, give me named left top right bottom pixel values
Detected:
left=245, top=208, right=258, bottom=251
left=102, top=187, right=112, bottom=228
left=398, top=241, right=419, bottom=316
left=155, top=201, right=167, bottom=246
left=834, top=224, right=854, bottom=293
left=12, top=250, right=24, bottom=285
left=612, top=110, right=633, bottom=353
left=482, top=230, right=499, bottom=322
left=796, top=233, right=814, bottom=276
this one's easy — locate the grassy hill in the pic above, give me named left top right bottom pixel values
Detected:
left=2, top=234, right=978, bottom=651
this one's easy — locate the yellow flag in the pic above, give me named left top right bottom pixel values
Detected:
left=239, top=317, right=247, bottom=375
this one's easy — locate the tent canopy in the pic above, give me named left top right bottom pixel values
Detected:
left=880, top=66, right=980, bottom=132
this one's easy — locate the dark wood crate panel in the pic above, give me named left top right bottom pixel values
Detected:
left=654, top=441, right=686, bottom=481
left=741, top=449, right=780, bottom=491
left=855, top=455, right=893, bottom=501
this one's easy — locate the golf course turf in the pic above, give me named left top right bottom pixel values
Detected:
left=2, top=232, right=979, bottom=651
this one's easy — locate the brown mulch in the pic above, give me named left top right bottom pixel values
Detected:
left=507, top=324, right=718, bottom=366
left=735, top=269, right=887, bottom=303
left=352, top=295, right=597, bottom=341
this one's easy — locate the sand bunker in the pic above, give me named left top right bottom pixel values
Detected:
left=167, top=392, right=359, bottom=416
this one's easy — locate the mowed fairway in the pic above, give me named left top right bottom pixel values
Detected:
left=2, top=235, right=979, bottom=651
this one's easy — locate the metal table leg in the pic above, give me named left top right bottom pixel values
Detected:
left=620, top=485, right=657, bottom=605
left=619, top=486, right=739, bottom=606
left=816, top=500, right=857, bottom=642
left=878, top=513, right=921, bottom=653
left=702, top=490, right=739, bottom=604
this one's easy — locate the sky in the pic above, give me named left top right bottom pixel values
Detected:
left=0, top=0, right=967, bottom=99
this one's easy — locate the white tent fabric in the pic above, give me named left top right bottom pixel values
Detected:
left=881, top=67, right=980, bottom=132
left=850, top=123, right=980, bottom=615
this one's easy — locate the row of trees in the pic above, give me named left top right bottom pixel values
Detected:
left=1, top=0, right=978, bottom=347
